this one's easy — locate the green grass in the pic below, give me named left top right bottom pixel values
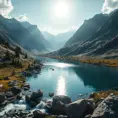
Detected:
left=0, top=76, right=4, bottom=80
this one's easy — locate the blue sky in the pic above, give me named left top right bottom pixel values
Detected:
left=1, top=0, right=118, bottom=34
left=9, top=0, right=105, bottom=34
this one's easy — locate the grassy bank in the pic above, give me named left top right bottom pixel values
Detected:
left=0, top=59, right=34, bottom=92
left=41, top=55, right=118, bottom=67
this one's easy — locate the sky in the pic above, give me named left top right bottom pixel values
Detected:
left=0, top=0, right=118, bottom=35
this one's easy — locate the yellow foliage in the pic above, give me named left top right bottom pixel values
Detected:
left=0, top=59, right=33, bottom=92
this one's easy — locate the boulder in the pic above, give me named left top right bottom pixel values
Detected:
left=30, top=89, right=43, bottom=101
left=52, top=95, right=71, bottom=114
left=30, top=101, right=37, bottom=108
left=0, top=93, right=6, bottom=103
left=33, top=110, right=47, bottom=118
left=65, top=99, right=95, bottom=118
left=11, top=86, right=21, bottom=95
left=25, top=90, right=43, bottom=108
left=5, top=92, right=14, bottom=98
left=91, top=94, right=118, bottom=118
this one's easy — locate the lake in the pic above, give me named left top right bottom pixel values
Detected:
left=27, top=57, right=118, bottom=101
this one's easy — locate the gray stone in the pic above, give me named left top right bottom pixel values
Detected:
left=33, top=110, right=47, bottom=118
left=11, top=86, right=21, bottom=95
left=65, top=99, right=95, bottom=118
left=0, top=93, right=6, bottom=103
left=36, top=101, right=46, bottom=109
left=52, top=95, right=71, bottom=114
left=30, top=89, right=43, bottom=101
left=91, top=94, right=118, bottom=118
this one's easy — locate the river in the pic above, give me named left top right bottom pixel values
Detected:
left=27, top=57, right=118, bottom=101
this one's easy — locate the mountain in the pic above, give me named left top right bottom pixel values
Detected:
left=42, top=30, right=75, bottom=50
left=65, top=14, right=109, bottom=46
left=0, top=15, right=49, bottom=53
left=49, top=10, right=118, bottom=58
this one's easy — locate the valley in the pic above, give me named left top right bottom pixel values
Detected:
left=0, top=0, right=118, bottom=117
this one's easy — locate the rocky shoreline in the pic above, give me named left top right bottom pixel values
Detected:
left=0, top=61, right=118, bottom=118
left=0, top=87, right=118, bottom=118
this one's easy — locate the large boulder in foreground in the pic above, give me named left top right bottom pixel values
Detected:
left=52, top=95, right=71, bottom=114
left=65, top=99, right=95, bottom=118
left=0, top=93, right=6, bottom=104
left=11, top=86, right=21, bottom=95
left=91, top=94, right=118, bottom=118
left=25, top=90, right=43, bottom=107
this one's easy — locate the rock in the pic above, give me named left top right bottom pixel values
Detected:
left=0, top=93, right=6, bottom=104
left=89, top=92, right=96, bottom=98
left=33, top=110, right=47, bottom=118
left=23, top=87, right=30, bottom=91
left=36, top=101, right=46, bottom=109
left=24, top=83, right=30, bottom=88
left=46, top=100, right=52, bottom=109
left=16, top=94, right=22, bottom=100
left=49, top=93, right=54, bottom=97
left=3, top=109, right=31, bottom=118
left=30, top=89, right=43, bottom=101
left=25, top=93, right=43, bottom=108
left=30, top=101, right=37, bottom=108
left=91, top=94, right=118, bottom=118
left=65, top=99, right=95, bottom=118
left=11, top=86, right=21, bottom=95
left=5, top=92, right=14, bottom=98
left=52, top=95, right=71, bottom=114
left=8, top=80, right=18, bottom=87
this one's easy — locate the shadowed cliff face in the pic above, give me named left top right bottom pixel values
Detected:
left=0, top=15, right=50, bottom=52
left=50, top=10, right=118, bottom=58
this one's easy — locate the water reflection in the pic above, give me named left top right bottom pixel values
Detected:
left=56, top=76, right=66, bottom=95
left=72, top=64, right=118, bottom=91
left=27, top=57, right=118, bottom=100
left=45, top=62, right=76, bottom=68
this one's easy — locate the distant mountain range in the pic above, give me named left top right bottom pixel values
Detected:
left=42, top=31, right=75, bottom=51
left=49, top=9, right=118, bottom=58
left=0, top=15, right=51, bottom=53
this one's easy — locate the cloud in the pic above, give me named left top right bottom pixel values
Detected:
left=0, top=0, right=13, bottom=16
left=16, top=15, right=29, bottom=22
left=102, top=0, right=118, bottom=14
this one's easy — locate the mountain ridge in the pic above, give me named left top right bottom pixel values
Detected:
left=48, top=10, right=118, bottom=58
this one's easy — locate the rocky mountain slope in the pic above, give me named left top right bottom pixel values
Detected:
left=50, top=9, right=118, bottom=58
left=0, top=15, right=50, bottom=53
left=65, top=14, right=109, bottom=46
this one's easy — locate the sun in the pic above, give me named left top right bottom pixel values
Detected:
left=54, top=1, right=69, bottom=18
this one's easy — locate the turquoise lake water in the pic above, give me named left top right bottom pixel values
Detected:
left=27, top=57, right=118, bottom=100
